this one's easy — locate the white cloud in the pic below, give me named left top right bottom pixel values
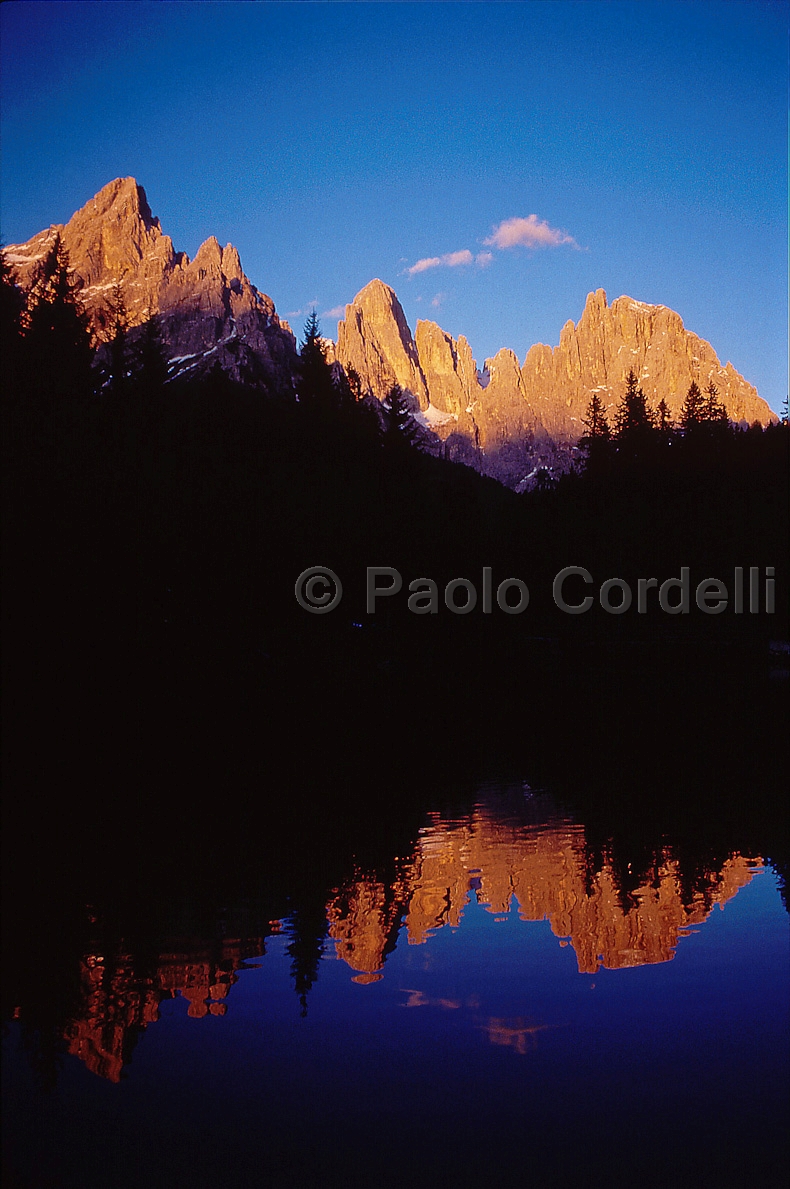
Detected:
left=441, top=249, right=474, bottom=268
left=286, top=299, right=320, bottom=318
left=321, top=305, right=346, bottom=319
left=475, top=251, right=494, bottom=268
left=405, top=256, right=442, bottom=276
left=405, top=248, right=474, bottom=277
left=431, top=292, right=446, bottom=309
left=484, top=215, right=577, bottom=250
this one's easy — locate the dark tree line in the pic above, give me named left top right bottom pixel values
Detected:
left=579, top=367, right=781, bottom=477
left=2, top=243, right=788, bottom=1036
left=2, top=242, right=787, bottom=721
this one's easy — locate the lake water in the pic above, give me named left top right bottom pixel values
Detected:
left=3, top=784, right=788, bottom=1189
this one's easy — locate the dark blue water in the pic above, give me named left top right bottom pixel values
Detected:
left=3, top=792, right=788, bottom=1189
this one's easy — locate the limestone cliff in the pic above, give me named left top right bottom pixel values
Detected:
left=335, top=281, right=774, bottom=465
left=5, top=180, right=774, bottom=457
left=521, top=289, right=772, bottom=437
left=4, top=177, right=297, bottom=387
left=337, top=285, right=556, bottom=488
left=336, top=279, right=428, bottom=409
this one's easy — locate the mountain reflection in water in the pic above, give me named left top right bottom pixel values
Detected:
left=3, top=646, right=788, bottom=1189
left=327, top=796, right=761, bottom=980
left=8, top=793, right=767, bottom=1086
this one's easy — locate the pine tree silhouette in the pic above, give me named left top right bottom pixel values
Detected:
left=133, top=313, right=169, bottom=405
left=702, top=380, right=728, bottom=424
left=582, top=392, right=611, bottom=439
left=580, top=392, right=612, bottom=473
left=106, top=278, right=130, bottom=399
left=680, top=380, right=705, bottom=431
left=297, top=309, right=337, bottom=414
left=614, top=369, right=654, bottom=437
left=385, top=383, right=418, bottom=449
left=26, top=233, right=94, bottom=410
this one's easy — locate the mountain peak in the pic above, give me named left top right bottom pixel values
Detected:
left=584, top=288, right=608, bottom=312
left=79, top=176, right=156, bottom=229
left=337, top=279, right=428, bottom=407
left=4, top=177, right=297, bottom=388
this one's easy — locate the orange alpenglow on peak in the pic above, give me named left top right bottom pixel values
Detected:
left=336, top=279, right=774, bottom=452
left=3, top=179, right=775, bottom=452
left=3, top=177, right=297, bottom=387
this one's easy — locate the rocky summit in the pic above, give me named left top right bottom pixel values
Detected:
left=4, top=178, right=776, bottom=484
left=336, top=281, right=774, bottom=450
left=521, top=288, right=770, bottom=437
left=4, top=177, right=297, bottom=389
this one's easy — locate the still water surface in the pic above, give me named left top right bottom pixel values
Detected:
left=3, top=790, right=788, bottom=1188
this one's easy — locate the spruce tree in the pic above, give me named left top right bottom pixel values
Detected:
left=614, top=369, right=654, bottom=437
left=106, top=279, right=130, bottom=399
left=297, top=309, right=337, bottom=414
left=133, top=313, right=169, bottom=404
left=612, top=369, right=656, bottom=467
left=582, top=392, right=611, bottom=440
left=580, top=391, right=612, bottom=474
left=680, top=380, right=705, bottom=431
left=26, top=233, right=94, bottom=408
left=656, top=398, right=674, bottom=435
left=385, top=383, right=418, bottom=449
left=703, top=380, right=728, bottom=424
left=0, top=249, right=27, bottom=406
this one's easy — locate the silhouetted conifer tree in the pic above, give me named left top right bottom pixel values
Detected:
left=106, top=279, right=130, bottom=399
left=1, top=250, right=28, bottom=456
left=611, top=369, right=656, bottom=468
left=582, top=392, right=611, bottom=440
left=345, top=363, right=364, bottom=402
left=614, top=369, right=654, bottom=437
left=133, top=312, right=169, bottom=404
left=26, top=234, right=94, bottom=409
left=680, top=380, right=705, bottom=431
left=1, top=249, right=26, bottom=387
left=702, top=380, right=728, bottom=424
left=656, top=399, right=671, bottom=431
left=297, top=309, right=337, bottom=414
left=580, top=391, right=612, bottom=474
left=385, top=382, right=418, bottom=449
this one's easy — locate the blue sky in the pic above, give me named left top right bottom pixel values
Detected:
left=1, top=0, right=787, bottom=412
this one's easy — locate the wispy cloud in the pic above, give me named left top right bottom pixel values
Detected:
left=484, top=215, right=578, bottom=250
left=405, top=248, right=474, bottom=277
left=321, top=305, right=346, bottom=320
left=431, top=292, right=446, bottom=308
left=402, top=221, right=570, bottom=282
left=286, top=299, right=320, bottom=318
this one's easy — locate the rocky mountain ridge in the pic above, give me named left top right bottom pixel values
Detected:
left=4, top=176, right=297, bottom=389
left=4, top=177, right=776, bottom=480
left=336, top=279, right=774, bottom=452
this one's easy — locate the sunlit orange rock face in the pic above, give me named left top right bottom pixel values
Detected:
left=326, top=803, right=760, bottom=979
left=336, top=282, right=549, bottom=451
left=64, top=938, right=264, bottom=1082
left=5, top=179, right=773, bottom=447
left=4, top=177, right=297, bottom=385
left=520, top=289, right=772, bottom=437
left=336, top=283, right=775, bottom=447
left=336, top=279, right=430, bottom=411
